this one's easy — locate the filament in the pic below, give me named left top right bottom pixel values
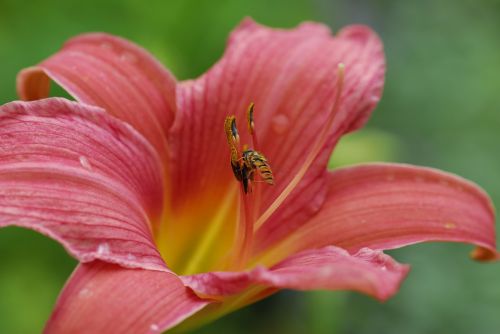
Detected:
left=254, top=63, right=345, bottom=231
left=232, top=186, right=255, bottom=269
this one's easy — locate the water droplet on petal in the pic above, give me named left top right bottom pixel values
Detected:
left=272, top=114, right=290, bottom=135
left=120, top=51, right=138, bottom=63
left=444, top=222, right=457, bottom=229
left=150, top=323, right=159, bottom=332
left=79, top=288, right=92, bottom=298
left=100, top=42, right=113, bottom=50
left=79, top=156, right=92, bottom=171
left=318, top=267, right=333, bottom=278
left=97, top=243, right=110, bottom=255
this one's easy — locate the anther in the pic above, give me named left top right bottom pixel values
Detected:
left=224, top=115, right=240, bottom=146
left=225, top=116, right=244, bottom=182
left=246, top=102, right=255, bottom=135
left=246, top=102, right=259, bottom=149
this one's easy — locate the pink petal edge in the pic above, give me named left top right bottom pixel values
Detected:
left=0, top=98, right=167, bottom=271
left=182, top=246, right=409, bottom=302
left=45, top=261, right=210, bottom=334
left=17, top=33, right=177, bottom=159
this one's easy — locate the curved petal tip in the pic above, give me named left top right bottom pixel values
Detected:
left=470, top=247, right=499, bottom=262
left=17, top=66, right=51, bottom=100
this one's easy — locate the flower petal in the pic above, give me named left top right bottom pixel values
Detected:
left=17, top=33, right=176, bottom=158
left=45, top=261, right=210, bottom=334
left=166, top=18, right=385, bottom=266
left=262, top=163, right=498, bottom=262
left=0, top=98, right=167, bottom=271
left=182, top=246, right=409, bottom=302
left=253, top=23, right=385, bottom=249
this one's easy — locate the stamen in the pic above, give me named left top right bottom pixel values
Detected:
left=246, top=102, right=259, bottom=149
left=246, top=102, right=263, bottom=220
left=224, top=114, right=255, bottom=268
left=254, top=63, right=346, bottom=231
left=224, top=107, right=274, bottom=269
left=225, top=116, right=243, bottom=182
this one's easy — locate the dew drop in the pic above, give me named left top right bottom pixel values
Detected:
left=150, top=323, right=159, bottom=332
left=120, top=51, right=138, bottom=63
left=79, top=288, right=92, bottom=298
left=444, top=222, right=457, bottom=229
left=193, top=82, right=203, bottom=93
left=271, top=114, right=290, bottom=135
left=318, top=267, right=333, bottom=277
left=97, top=243, right=110, bottom=255
left=79, top=156, right=92, bottom=171
left=100, top=42, right=113, bottom=50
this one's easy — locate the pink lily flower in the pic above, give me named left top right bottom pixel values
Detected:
left=1, top=18, right=497, bottom=333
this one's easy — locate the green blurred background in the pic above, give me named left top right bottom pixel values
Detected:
left=1, top=0, right=499, bottom=333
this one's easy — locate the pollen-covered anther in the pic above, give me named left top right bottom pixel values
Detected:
left=224, top=116, right=243, bottom=181
left=224, top=115, right=240, bottom=147
left=246, top=102, right=259, bottom=149
left=246, top=102, right=255, bottom=135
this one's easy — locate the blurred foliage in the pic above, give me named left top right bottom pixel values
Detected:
left=1, top=0, right=499, bottom=333
left=0, top=228, right=76, bottom=334
left=329, top=129, right=402, bottom=168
